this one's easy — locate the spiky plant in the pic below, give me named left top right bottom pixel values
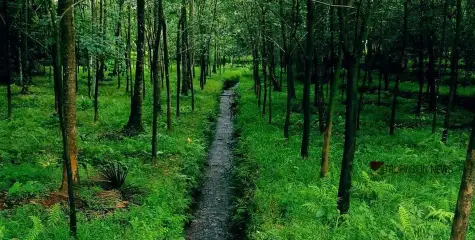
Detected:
left=99, top=161, right=129, bottom=189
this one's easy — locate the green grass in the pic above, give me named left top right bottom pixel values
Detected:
left=234, top=70, right=475, bottom=239
left=0, top=65, right=243, bottom=239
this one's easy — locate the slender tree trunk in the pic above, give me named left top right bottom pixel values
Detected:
left=321, top=46, right=344, bottom=177
left=389, top=0, right=408, bottom=136
left=415, top=0, right=424, bottom=116
left=284, top=55, right=294, bottom=138
left=377, top=70, right=382, bottom=106
left=2, top=0, right=11, bottom=119
left=152, top=0, right=163, bottom=162
left=433, top=0, right=448, bottom=134
left=57, top=0, right=78, bottom=235
left=300, top=0, right=314, bottom=158
left=337, top=0, right=374, bottom=214
left=159, top=2, right=172, bottom=132
left=357, top=54, right=368, bottom=130
left=389, top=76, right=400, bottom=135
left=125, top=2, right=131, bottom=93
left=176, top=17, right=182, bottom=117
left=20, top=0, right=30, bottom=94
left=125, top=0, right=146, bottom=134
left=442, top=0, right=462, bottom=143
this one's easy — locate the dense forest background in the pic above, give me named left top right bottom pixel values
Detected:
left=1, top=0, right=475, bottom=239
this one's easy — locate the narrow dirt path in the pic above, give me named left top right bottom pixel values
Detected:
left=186, top=86, right=237, bottom=240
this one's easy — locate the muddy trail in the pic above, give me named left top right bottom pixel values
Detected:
left=186, top=85, right=237, bottom=240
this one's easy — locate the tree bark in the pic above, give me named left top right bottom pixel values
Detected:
left=125, top=0, right=146, bottom=134
left=450, top=118, right=475, bottom=240
left=57, top=0, right=78, bottom=235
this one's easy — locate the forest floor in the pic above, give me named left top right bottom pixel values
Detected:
left=186, top=85, right=237, bottom=240
left=0, top=65, right=244, bottom=239
left=233, top=71, right=475, bottom=239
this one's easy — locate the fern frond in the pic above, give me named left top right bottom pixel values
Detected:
left=48, top=204, right=63, bottom=226
left=26, top=216, right=44, bottom=240
left=398, top=205, right=410, bottom=234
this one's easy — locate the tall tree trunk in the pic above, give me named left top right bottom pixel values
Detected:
left=415, top=0, right=424, bottom=116
left=283, top=0, right=300, bottom=137
left=389, top=0, right=408, bottom=136
left=450, top=118, right=475, bottom=240
left=57, top=0, right=78, bottom=235
left=20, top=0, right=29, bottom=94
left=180, top=1, right=189, bottom=96
left=300, top=0, right=313, bottom=158
left=115, top=0, right=124, bottom=88
left=125, top=1, right=131, bottom=93
left=337, top=0, right=374, bottom=214
left=159, top=1, right=172, bottom=132
left=284, top=54, right=294, bottom=139
left=433, top=0, right=449, bottom=134
left=176, top=17, right=182, bottom=117
left=125, top=0, right=146, bottom=134
left=442, top=0, right=462, bottom=143
left=152, top=0, right=163, bottom=162
left=2, top=0, right=11, bottom=119
left=321, top=45, right=344, bottom=177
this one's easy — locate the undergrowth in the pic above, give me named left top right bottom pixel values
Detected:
left=234, top=70, right=474, bottom=239
left=0, top=65, right=244, bottom=239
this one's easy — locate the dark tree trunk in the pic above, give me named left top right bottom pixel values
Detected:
left=2, top=0, right=11, bottom=119
left=442, top=0, right=462, bottom=143
left=20, top=0, right=30, bottom=94
left=125, top=0, right=146, bottom=134
left=176, top=17, right=182, bottom=117
left=389, top=76, right=400, bottom=135
left=389, top=0, right=408, bottom=136
left=300, top=0, right=314, bottom=158
left=152, top=0, right=163, bottom=162
left=160, top=2, right=172, bottom=132
left=415, top=0, right=425, bottom=116
left=337, top=0, right=374, bottom=215
left=433, top=0, right=449, bottom=134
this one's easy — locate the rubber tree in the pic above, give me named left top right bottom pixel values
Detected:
left=450, top=118, right=475, bottom=239
left=389, top=0, right=408, bottom=136
left=441, top=0, right=462, bottom=144
left=2, top=0, right=12, bottom=119
left=58, top=0, right=78, bottom=235
left=283, top=0, right=300, bottom=139
left=320, top=3, right=342, bottom=177
left=152, top=0, right=163, bottom=162
left=125, top=0, right=146, bottom=134
left=300, top=0, right=314, bottom=158
left=159, top=0, right=172, bottom=132
left=336, top=0, right=375, bottom=214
